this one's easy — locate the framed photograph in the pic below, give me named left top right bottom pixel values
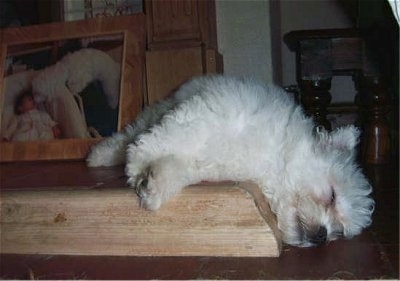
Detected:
left=0, top=14, right=146, bottom=162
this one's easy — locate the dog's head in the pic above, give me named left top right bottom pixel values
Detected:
left=274, top=125, right=374, bottom=247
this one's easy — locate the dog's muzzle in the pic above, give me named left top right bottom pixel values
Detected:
left=307, top=226, right=327, bottom=245
left=299, top=224, right=328, bottom=246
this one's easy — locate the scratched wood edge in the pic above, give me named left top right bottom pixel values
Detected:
left=0, top=182, right=281, bottom=257
left=0, top=138, right=102, bottom=162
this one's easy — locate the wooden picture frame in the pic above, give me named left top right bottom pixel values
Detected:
left=0, top=14, right=146, bottom=162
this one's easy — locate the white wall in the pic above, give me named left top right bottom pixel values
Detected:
left=216, top=0, right=273, bottom=83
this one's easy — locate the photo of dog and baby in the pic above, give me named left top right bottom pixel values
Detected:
left=1, top=37, right=122, bottom=142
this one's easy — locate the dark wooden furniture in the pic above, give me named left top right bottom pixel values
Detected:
left=284, top=29, right=391, bottom=164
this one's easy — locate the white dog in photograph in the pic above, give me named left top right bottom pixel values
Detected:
left=87, top=75, right=374, bottom=247
left=32, top=48, right=120, bottom=109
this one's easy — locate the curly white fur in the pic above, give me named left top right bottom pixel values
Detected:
left=87, top=75, right=374, bottom=247
left=32, top=48, right=121, bottom=109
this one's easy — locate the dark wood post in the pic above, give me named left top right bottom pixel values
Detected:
left=359, top=77, right=391, bottom=164
left=299, top=79, right=332, bottom=131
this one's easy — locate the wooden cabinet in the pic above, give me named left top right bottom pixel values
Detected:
left=146, top=46, right=221, bottom=104
left=145, top=0, right=222, bottom=104
left=146, top=0, right=217, bottom=50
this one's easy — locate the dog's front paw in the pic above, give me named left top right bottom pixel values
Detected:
left=128, top=157, right=187, bottom=211
left=134, top=166, right=163, bottom=211
left=125, top=163, right=143, bottom=187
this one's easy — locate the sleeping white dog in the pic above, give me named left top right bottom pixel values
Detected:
left=87, top=75, right=374, bottom=247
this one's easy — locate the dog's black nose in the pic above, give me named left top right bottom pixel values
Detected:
left=310, top=226, right=327, bottom=245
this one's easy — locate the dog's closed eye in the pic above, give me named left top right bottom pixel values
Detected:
left=330, top=188, right=336, bottom=205
left=322, top=187, right=336, bottom=207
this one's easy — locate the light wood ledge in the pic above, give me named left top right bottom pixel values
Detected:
left=0, top=181, right=281, bottom=257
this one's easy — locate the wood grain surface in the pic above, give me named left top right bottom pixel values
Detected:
left=0, top=182, right=281, bottom=257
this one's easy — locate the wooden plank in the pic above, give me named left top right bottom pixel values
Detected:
left=0, top=182, right=281, bottom=257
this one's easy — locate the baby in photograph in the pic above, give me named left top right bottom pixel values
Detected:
left=3, top=91, right=61, bottom=142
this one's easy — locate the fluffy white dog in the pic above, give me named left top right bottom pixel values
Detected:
left=87, top=75, right=374, bottom=247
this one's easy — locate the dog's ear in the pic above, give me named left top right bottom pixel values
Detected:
left=315, top=125, right=360, bottom=156
left=329, top=125, right=360, bottom=151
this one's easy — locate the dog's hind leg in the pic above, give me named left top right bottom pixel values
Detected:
left=86, top=97, right=179, bottom=167
left=124, top=116, right=209, bottom=189
left=86, top=130, right=132, bottom=167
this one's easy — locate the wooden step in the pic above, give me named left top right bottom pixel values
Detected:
left=0, top=181, right=281, bottom=257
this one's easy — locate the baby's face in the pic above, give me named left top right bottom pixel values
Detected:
left=19, top=96, right=36, bottom=113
